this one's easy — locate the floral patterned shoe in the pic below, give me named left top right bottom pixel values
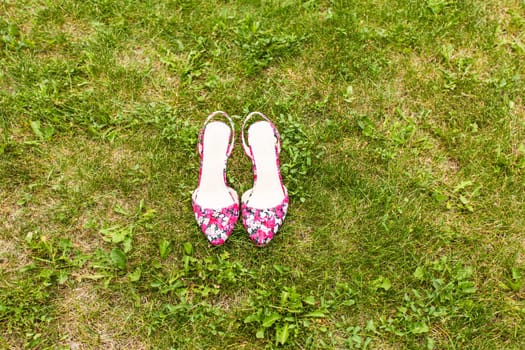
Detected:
left=192, top=111, right=239, bottom=246
left=241, top=112, right=289, bottom=246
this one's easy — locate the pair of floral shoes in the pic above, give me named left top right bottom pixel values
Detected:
left=191, top=111, right=289, bottom=247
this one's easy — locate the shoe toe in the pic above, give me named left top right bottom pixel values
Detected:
left=193, top=202, right=239, bottom=245
left=242, top=198, right=288, bottom=246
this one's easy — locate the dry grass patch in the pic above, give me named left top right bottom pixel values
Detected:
left=268, top=65, right=320, bottom=93
left=57, top=285, right=149, bottom=349
left=46, top=136, right=146, bottom=188
left=489, top=1, right=525, bottom=56
left=60, top=18, right=95, bottom=44
left=114, top=44, right=181, bottom=101
left=0, top=0, right=36, bottom=31
left=0, top=188, right=24, bottom=232
left=265, top=64, right=337, bottom=108
left=283, top=216, right=316, bottom=249
left=115, top=45, right=156, bottom=70
left=0, top=236, right=30, bottom=274
left=517, top=238, right=525, bottom=265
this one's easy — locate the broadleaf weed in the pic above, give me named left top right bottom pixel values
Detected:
left=378, top=257, right=479, bottom=346
left=244, top=285, right=330, bottom=346
left=278, top=114, right=315, bottom=201
left=234, top=17, right=307, bottom=75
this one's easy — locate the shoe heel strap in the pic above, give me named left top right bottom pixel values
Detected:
left=198, top=111, right=235, bottom=157
left=241, top=111, right=281, bottom=158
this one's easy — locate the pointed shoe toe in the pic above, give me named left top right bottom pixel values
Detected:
left=192, top=201, right=239, bottom=246
left=242, top=196, right=288, bottom=246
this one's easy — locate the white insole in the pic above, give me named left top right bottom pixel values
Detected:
left=194, top=121, right=237, bottom=208
left=242, top=121, right=286, bottom=208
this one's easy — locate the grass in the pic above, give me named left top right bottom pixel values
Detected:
left=1, top=0, right=524, bottom=348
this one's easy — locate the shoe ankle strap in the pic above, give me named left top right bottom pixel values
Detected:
left=241, top=112, right=281, bottom=158
left=198, top=111, right=235, bottom=157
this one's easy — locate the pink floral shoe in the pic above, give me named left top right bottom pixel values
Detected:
left=241, top=112, right=289, bottom=246
left=192, top=111, right=239, bottom=246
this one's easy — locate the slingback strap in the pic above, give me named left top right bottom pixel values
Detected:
left=197, top=110, right=235, bottom=157
left=241, top=111, right=281, bottom=159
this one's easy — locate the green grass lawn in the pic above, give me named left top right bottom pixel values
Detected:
left=1, top=0, right=524, bottom=348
